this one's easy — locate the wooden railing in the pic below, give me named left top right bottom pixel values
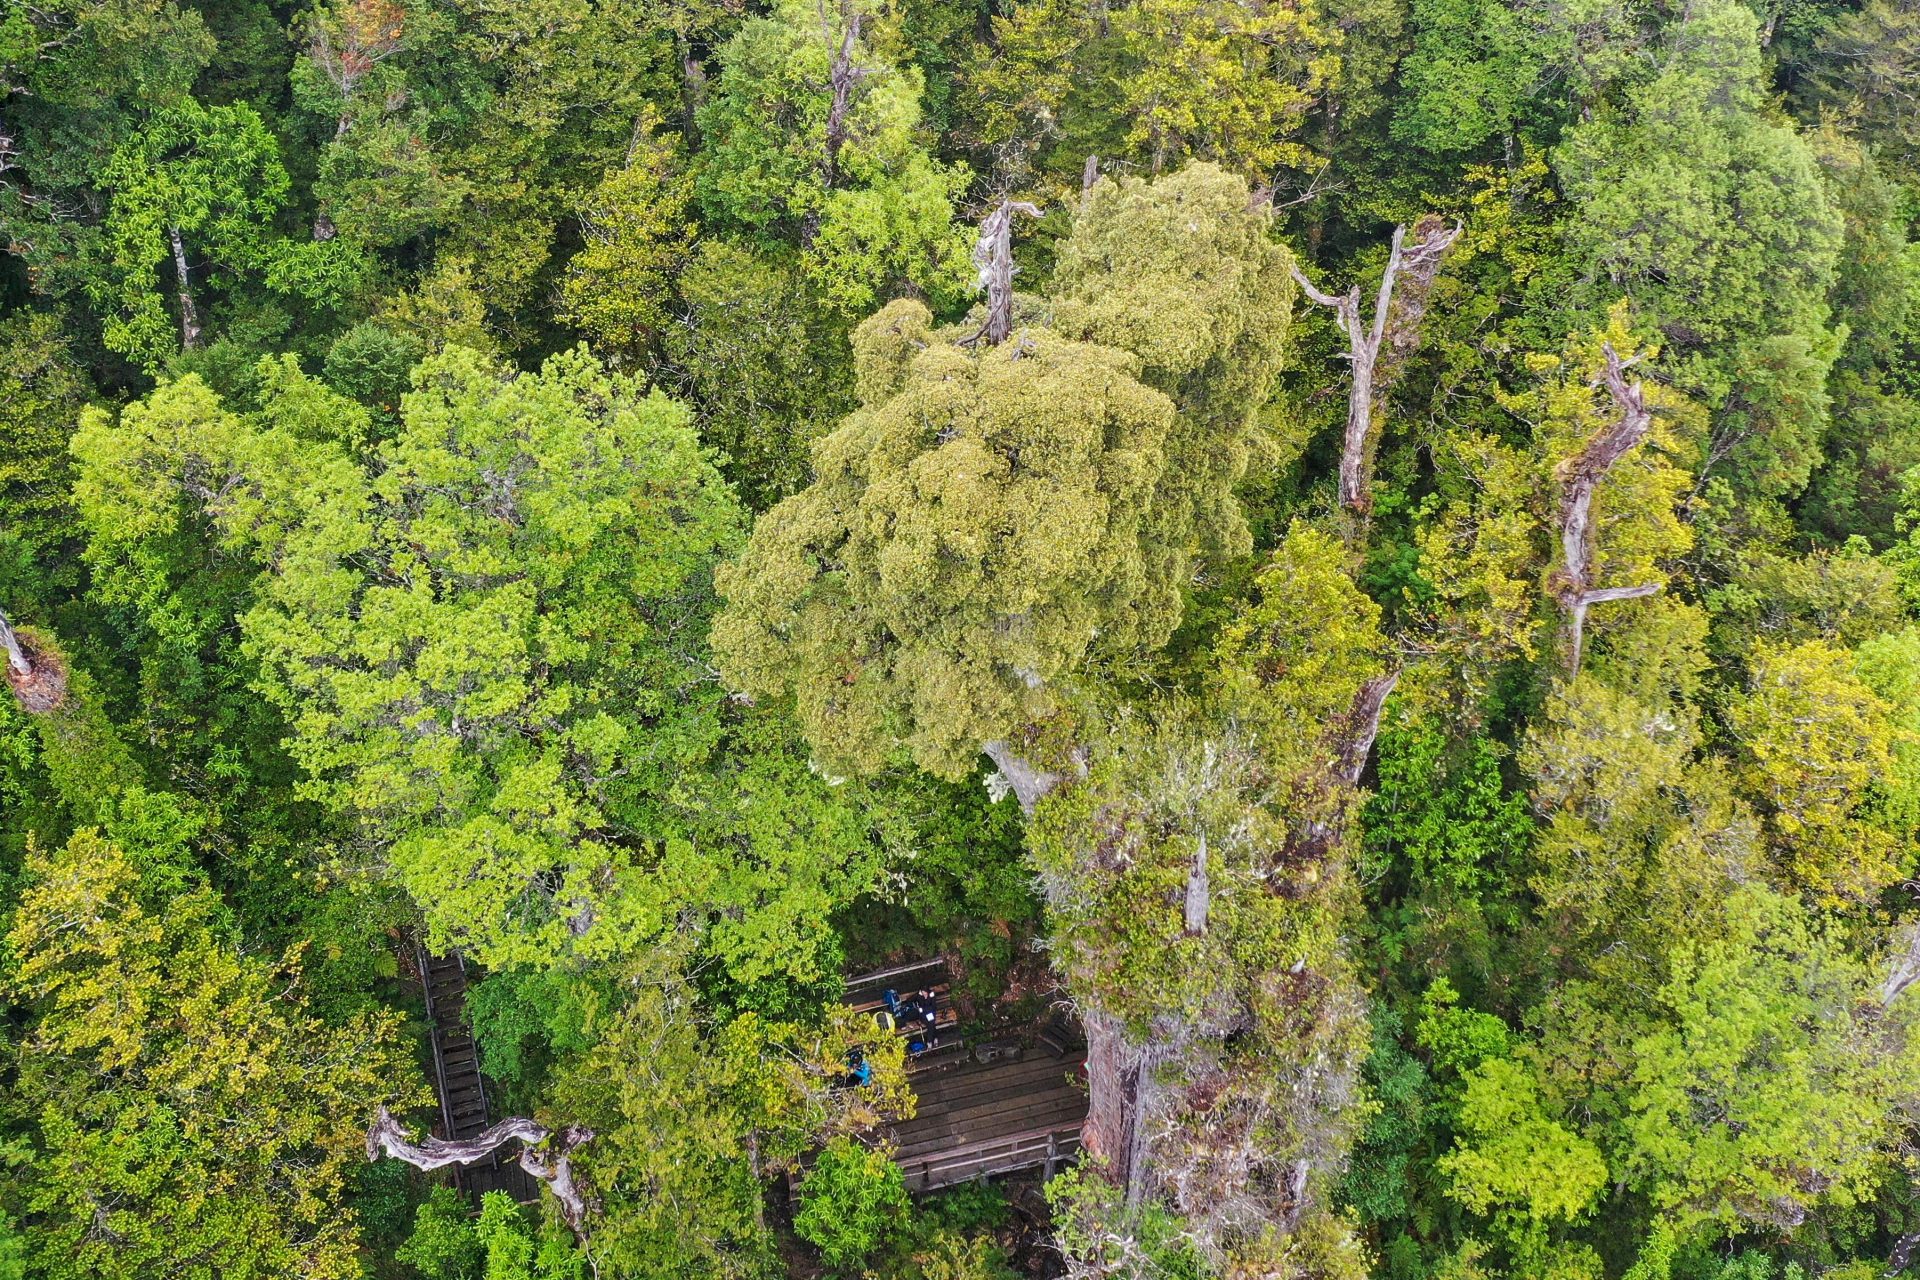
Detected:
left=899, top=1122, right=1083, bottom=1191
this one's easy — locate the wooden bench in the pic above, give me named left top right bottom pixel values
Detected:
left=845, top=961, right=964, bottom=1066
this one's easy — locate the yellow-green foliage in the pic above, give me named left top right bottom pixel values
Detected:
left=1438, top=1057, right=1608, bottom=1231
left=1050, top=163, right=1296, bottom=561
left=715, top=164, right=1296, bottom=780
left=6, top=831, right=421, bottom=1280
left=1727, top=637, right=1907, bottom=901
left=715, top=311, right=1175, bottom=778
left=1517, top=313, right=1699, bottom=616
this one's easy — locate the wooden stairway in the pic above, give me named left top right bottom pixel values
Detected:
left=416, top=944, right=538, bottom=1203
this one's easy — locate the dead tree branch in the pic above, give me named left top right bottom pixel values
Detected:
left=0, top=608, right=29, bottom=682
left=970, top=199, right=1041, bottom=347
left=821, top=7, right=870, bottom=191
left=367, top=1107, right=596, bottom=1239
left=0, top=609, right=66, bottom=713
left=1554, top=342, right=1661, bottom=675
left=1882, top=923, right=1920, bottom=1008
left=983, top=738, right=1074, bottom=814
left=1289, top=217, right=1461, bottom=514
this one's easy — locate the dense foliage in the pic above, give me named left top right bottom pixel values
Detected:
left=4, top=0, right=1920, bottom=1278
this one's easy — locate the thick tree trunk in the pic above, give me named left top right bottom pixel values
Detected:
left=1079, top=1009, right=1162, bottom=1206
left=168, top=225, right=201, bottom=350
left=1882, top=924, right=1920, bottom=1007
left=1555, top=343, right=1662, bottom=675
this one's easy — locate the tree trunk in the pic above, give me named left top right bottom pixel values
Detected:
left=970, top=200, right=1041, bottom=347
left=1554, top=343, right=1662, bottom=675
left=168, top=224, right=201, bottom=350
left=983, top=739, right=1070, bottom=815
left=1183, top=830, right=1208, bottom=936
left=1079, top=1009, right=1161, bottom=1206
left=1290, top=218, right=1460, bottom=515
left=367, top=1106, right=595, bottom=1238
left=0, top=608, right=29, bottom=680
left=822, top=11, right=867, bottom=193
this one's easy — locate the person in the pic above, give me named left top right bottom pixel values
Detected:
left=841, top=1049, right=872, bottom=1088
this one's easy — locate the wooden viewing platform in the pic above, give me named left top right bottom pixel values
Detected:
left=886, top=1044, right=1088, bottom=1191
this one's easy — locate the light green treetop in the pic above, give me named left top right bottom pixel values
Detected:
left=714, top=163, right=1295, bottom=781
left=1049, top=162, right=1297, bottom=562
left=715, top=307, right=1174, bottom=779
left=696, top=0, right=972, bottom=312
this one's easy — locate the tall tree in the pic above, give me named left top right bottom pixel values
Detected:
left=3, top=830, right=422, bottom=1280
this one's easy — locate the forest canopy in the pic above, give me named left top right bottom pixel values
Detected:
left=3, top=0, right=1920, bottom=1278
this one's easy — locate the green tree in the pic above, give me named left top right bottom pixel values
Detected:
left=92, top=98, right=360, bottom=370
left=1621, top=885, right=1917, bottom=1233
left=794, top=1137, right=912, bottom=1270
left=3, top=830, right=422, bottom=1280
left=714, top=164, right=1289, bottom=784
left=1556, top=0, right=1843, bottom=503
left=1725, top=637, right=1907, bottom=903
left=559, top=119, right=695, bottom=364
left=696, top=0, right=971, bottom=313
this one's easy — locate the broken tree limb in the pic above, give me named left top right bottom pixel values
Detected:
left=1882, top=923, right=1920, bottom=1007
left=969, top=199, right=1042, bottom=347
left=1554, top=342, right=1662, bottom=675
left=167, top=225, right=201, bottom=351
left=0, top=608, right=30, bottom=681
left=821, top=7, right=870, bottom=191
left=1282, top=668, right=1402, bottom=873
left=983, top=738, right=1070, bottom=815
left=1891, top=1232, right=1920, bottom=1275
left=0, top=609, right=67, bottom=713
left=367, top=1106, right=597, bottom=1238
left=1334, top=670, right=1401, bottom=789
left=1290, top=217, right=1461, bottom=514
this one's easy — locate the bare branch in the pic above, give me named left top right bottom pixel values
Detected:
left=1554, top=342, right=1660, bottom=675
left=367, top=1106, right=597, bottom=1238
left=821, top=7, right=871, bottom=190
left=970, top=199, right=1042, bottom=347
left=0, top=610, right=66, bottom=713
left=1882, top=923, right=1920, bottom=1007
left=1334, top=670, right=1401, bottom=789
left=0, top=607, right=29, bottom=680
left=1290, top=218, right=1461, bottom=514
left=983, top=739, right=1069, bottom=815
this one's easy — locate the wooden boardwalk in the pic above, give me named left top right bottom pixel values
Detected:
left=888, top=1048, right=1088, bottom=1191
left=416, top=944, right=537, bottom=1202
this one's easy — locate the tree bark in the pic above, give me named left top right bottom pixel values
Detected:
left=1554, top=342, right=1662, bottom=675
left=970, top=199, right=1041, bottom=347
left=366, top=1106, right=596, bottom=1239
left=0, top=607, right=30, bottom=680
left=168, top=225, right=201, bottom=350
left=983, top=739, right=1070, bottom=815
left=1078, top=1009, right=1162, bottom=1207
left=1882, top=924, right=1920, bottom=1007
left=821, top=9, right=868, bottom=193
left=1183, top=830, right=1208, bottom=936
left=1290, top=218, right=1460, bottom=514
